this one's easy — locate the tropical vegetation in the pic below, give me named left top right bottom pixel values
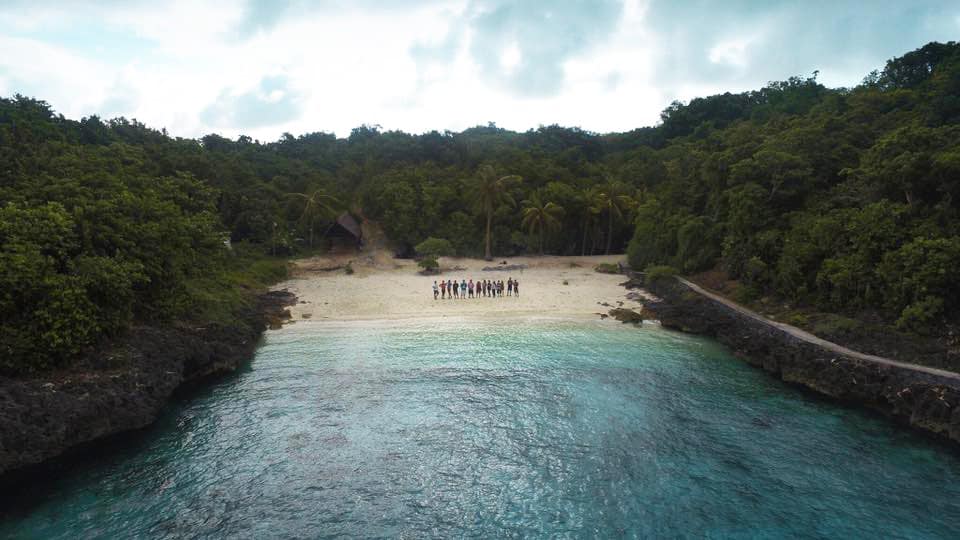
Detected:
left=2, top=41, right=959, bottom=373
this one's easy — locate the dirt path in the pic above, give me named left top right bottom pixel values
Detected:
left=676, top=277, right=960, bottom=381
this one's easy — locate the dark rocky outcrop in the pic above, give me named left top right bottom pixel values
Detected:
left=642, top=277, right=960, bottom=446
left=0, top=290, right=296, bottom=477
left=608, top=308, right=643, bottom=325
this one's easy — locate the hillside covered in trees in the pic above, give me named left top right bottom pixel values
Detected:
left=2, top=41, right=959, bottom=374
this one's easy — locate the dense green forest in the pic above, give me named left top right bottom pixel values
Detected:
left=627, top=41, right=960, bottom=336
left=2, top=41, right=959, bottom=374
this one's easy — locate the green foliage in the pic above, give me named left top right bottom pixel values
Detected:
left=415, top=237, right=454, bottom=258
left=178, top=247, right=289, bottom=329
left=4, top=41, right=960, bottom=374
left=471, top=164, right=522, bottom=260
left=742, top=256, right=770, bottom=287
left=520, top=191, right=564, bottom=254
left=732, top=285, right=762, bottom=305
left=288, top=188, right=342, bottom=248
left=365, top=178, right=421, bottom=254
left=0, top=107, right=285, bottom=373
left=417, top=257, right=439, bottom=273
left=594, top=263, right=620, bottom=274
left=810, top=313, right=863, bottom=338
left=896, top=296, right=944, bottom=334
left=879, top=237, right=960, bottom=314
left=620, top=42, right=960, bottom=332
left=0, top=187, right=274, bottom=374
left=645, top=265, right=678, bottom=283
left=627, top=200, right=671, bottom=270
left=594, top=181, right=637, bottom=255
left=675, top=216, right=718, bottom=272
left=439, top=211, right=475, bottom=256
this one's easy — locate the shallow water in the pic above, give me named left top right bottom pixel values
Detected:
left=3, top=317, right=960, bottom=538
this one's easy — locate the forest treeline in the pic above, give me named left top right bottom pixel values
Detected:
left=627, top=41, right=960, bottom=335
left=1, top=41, right=959, bottom=373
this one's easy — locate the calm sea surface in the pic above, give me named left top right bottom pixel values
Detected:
left=3, top=317, right=960, bottom=538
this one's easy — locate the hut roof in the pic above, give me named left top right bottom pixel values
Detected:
left=335, top=213, right=362, bottom=239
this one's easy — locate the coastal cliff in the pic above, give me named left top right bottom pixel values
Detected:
left=641, top=276, right=960, bottom=445
left=0, top=290, right=296, bottom=477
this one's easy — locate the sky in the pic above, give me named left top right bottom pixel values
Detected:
left=0, top=0, right=958, bottom=141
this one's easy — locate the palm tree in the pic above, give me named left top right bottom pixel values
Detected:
left=595, top=181, right=636, bottom=255
left=471, top=164, right=522, bottom=260
left=576, top=187, right=602, bottom=256
left=288, top=188, right=342, bottom=248
left=521, top=191, right=565, bottom=255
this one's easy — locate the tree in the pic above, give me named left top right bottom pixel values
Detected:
left=470, top=164, right=521, bottom=260
left=575, top=187, right=601, bottom=256
left=729, top=149, right=812, bottom=206
left=415, top=237, right=453, bottom=274
left=415, top=237, right=454, bottom=258
left=288, top=188, right=341, bottom=248
left=595, top=181, right=636, bottom=255
left=878, top=236, right=960, bottom=330
left=520, top=191, right=565, bottom=255
left=6, top=39, right=960, bottom=376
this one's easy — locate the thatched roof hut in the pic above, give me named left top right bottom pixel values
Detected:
left=326, top=212, right=363, bottom=250
left=335, top=213, right=362, bottom=240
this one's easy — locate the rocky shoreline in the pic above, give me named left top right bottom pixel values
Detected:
left=0, top=290, right=296, bottom=478
left=640, top=276, right=960, bottom=446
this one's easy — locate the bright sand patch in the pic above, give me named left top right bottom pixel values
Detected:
left=275, top=253, right=641, bottom=322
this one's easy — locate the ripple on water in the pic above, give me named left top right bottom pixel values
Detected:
left=3, top=317, right=960, bottom=538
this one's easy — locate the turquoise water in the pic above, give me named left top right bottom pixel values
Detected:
left=3, top=317, right=960, bottom=538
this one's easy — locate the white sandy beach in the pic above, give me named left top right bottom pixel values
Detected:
left=275, top=252, right=643, bottom=323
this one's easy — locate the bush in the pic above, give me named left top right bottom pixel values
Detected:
left=675, top=216, right=719, bottom=272
left=344, top=262, right=354, bottom=275
left=743, top=256, right=769, bottom=287
left=594, top=262, right=620, bottom=274
left=415, top=237, right=454, bottom=258
left=732, top=285, right=761, bottom=305
left=417, top=256, right=439, bottom=273
left=180, top=249, right=290, bottom=328
left=896, top=296, right=944, bottom=334
left=811, top=313, right=862, bottom=337
left=879, top=237, right=960, bottom=315
left=627, top=201, right=673, bottom=270
left=784, top=312, right=811, bottom=327
left=645, top=265, right=678, bottom=282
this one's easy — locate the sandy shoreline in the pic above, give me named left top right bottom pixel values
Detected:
left=274, top=253, right=641, bottom=323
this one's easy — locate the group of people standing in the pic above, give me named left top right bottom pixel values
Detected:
left=433, top=277, right=519, bottom=300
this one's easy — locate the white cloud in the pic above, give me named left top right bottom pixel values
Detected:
left=0, top=0, right=957, bottom=140
left=499, top=43, right=522, bottom=73
left=709, top=39, right=752, bottom=68
left=0, top=35, right=112, bottom=114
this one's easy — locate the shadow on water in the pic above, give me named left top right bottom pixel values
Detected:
left=653, top=324, right=960, bottom=456
left=3, top=321, right=960, bottom=537
left=0, top=353, right=258, bottom=520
